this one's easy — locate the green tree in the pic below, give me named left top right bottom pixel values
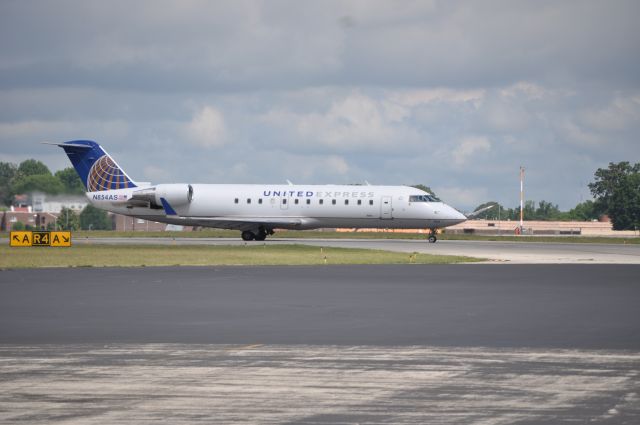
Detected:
left=11, top=221, right=25, bottom=231
left=534, top=200, right=562, bottom=220
left=523, top=200, right=536, bottom=220
left=80, top=205, right=112, bottom=230
left=567, top=200, right=601, bottom=221
left=55, top=167, right=85, bottom=194
left=18, top=159, right=50, bottom=177
left=12, top=174, right=65, bottom=195
left=589, top=162, right=640, bottom=230
left=56, top=207, right=80, bottom=231
left=0, top=161, right=17, bottom=206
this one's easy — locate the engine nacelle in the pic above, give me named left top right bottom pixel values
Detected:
left=154, top=184, right=193, bottom=207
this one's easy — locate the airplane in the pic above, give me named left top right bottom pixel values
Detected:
left=49, top=140, right=467, bottom=242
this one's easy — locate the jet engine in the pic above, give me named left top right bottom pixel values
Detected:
left=130, top=184, right=194, bottom=209
left=154, top=184, right=193, bottom=206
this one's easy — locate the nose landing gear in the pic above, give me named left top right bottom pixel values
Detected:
left=428, top=229, right=438, bottom=243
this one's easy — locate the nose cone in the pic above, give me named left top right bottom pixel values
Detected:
left=444, top=204, right=467, bottom=225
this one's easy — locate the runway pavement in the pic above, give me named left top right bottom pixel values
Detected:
left=2, top=264, right=639, bottom=423
left=71, top=236, right=640, bottom=264
left=1, top=265, right=639, bottom=347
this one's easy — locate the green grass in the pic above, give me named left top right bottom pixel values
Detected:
left=70, top=229, right=640, bottom=244
left=2, top=229, right=638, bottom=244
left=0, top=244, right=483, bottom=268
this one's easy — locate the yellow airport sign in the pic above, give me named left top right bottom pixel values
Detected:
left=50, top=231, right=72, bottom=247
left=32, top=231, right=50, bottom=246
left=9, top=231, right=71, bottom=247
left=10, top=231, right=32, bottom=247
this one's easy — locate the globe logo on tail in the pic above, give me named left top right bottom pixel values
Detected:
left=87, top=155, right=134, bottom=191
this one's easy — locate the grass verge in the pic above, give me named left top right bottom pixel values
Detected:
left=3, top=229, right=637, bottom=244
left=4, top=229, right=635, bottom=244
left=0, top=244, right=483, bottom=268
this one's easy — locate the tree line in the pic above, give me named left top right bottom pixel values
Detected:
left=466, top=162, right=639, bottom=230
left=0, top=159, right=85, bottom=205
left=1, top=159, right=112, bottom=230
left=468, top=199, right=601, bottom=222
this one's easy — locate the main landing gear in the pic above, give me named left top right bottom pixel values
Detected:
left=427, top=229, right=438, bottom=243
left=241, top=227, right=273, bottom=241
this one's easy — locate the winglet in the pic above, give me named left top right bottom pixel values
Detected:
left=160, top=197, right=178, bottom=216
left=466, top=204, right=496, bottom=219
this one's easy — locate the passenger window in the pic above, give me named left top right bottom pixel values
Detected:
left=282, top=199, right=287, bottom=205
left=357, top=200, right=362, bottom=205
left=247, top=198, right=251, bottom=204
left=306, top=199, right=310, bottom=205
left=234, top=198, right=239, bottom=204
left=258, top=198, right=263, bottom=204
left=295, top=199, right=299, bottom=205
left=345, top=199, right=349, bottom=205
left=369, top=200, right=373, bottom=205
left=319, top=199, right=324, bottom=205
left=332, top=199, right=336, bottom=205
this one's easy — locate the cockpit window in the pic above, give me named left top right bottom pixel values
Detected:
left=409, top=194, right=440, bottom=202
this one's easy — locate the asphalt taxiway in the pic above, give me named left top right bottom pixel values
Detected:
left=2, top=262, right=639, bottom=423
left=1, top=265, right=639, bottom=348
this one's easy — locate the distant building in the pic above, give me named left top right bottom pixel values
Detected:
left=1, top=208, right=60, bottom=231
left=12, top=194, right=29, bottom=209
left=29, top=192, right=87, bottom=213
left=111, top=214, right=169, bottom=232
left=110, top=213, right=195, bottom=232
left=2, top=210, right=36, bottom=231
left=1, top=192, right=87, bottom=231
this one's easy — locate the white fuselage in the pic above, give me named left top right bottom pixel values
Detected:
left=87, top=184, right=467, bottom=231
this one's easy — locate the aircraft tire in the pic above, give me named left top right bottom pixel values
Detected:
left=428, top=235, right=437, bottom=243
left=241, top=231, right=256, bottom=241
left=255, top=233, right=267, bottom=241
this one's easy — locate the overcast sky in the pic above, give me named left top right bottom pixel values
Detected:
left=1, top=0, right=639, bottom=211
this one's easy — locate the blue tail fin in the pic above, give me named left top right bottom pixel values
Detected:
left=54, top=140, right=137, bottom=191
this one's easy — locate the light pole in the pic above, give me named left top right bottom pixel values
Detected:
left=519, top=166, right=525, bottom=233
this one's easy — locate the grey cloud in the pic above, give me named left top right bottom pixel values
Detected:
left=2, top=1, right=639, bottom=91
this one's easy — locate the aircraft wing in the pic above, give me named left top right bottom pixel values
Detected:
left=166, top=216, right=308, bottom=231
